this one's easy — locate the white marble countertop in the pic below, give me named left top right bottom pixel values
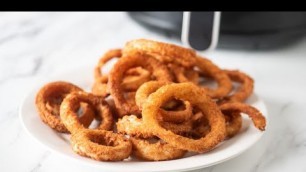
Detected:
left=1, top=12, right=306, bottom=172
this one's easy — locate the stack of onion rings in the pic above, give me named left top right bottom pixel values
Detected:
left=34, top=39, right=266, bottom=162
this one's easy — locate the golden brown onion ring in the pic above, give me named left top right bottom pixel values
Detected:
left=122, top=67, right=151, bottom=91
left=92, top=75, right=109, bottom=97
left=92, top=69, right=150, bottom=97
left=219, top=102, right=266, bottom=131
left=196, top=56, right=232, bottom=99
left=223, top=111, right=242, bottom=138
left=94, top=49, right=122, bottom=80
left=70, top=129, right=132, bottom=161
left=136, top=81, right=192, bottom=123
left=60, top=91, right=114, bottom=133
left=123, top=39, right=197, bottom=67
left=168, top=64, right=199, bottom=84
left=117, top=115, right=195, bottom=139
left=108, top=52, right=173, bottom=117
left=135, top=81, right=167, bottom=110
left=92, top=49, right=151, bottom=96
left=130, top=137, right=186, bottom=161
left=142, top=83, right=226, bottom=153
left=218, top=70, right=254, bottom=104
left=116, top=115, right=153, bottom=138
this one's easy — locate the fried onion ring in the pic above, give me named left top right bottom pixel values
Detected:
left=159, top=101, right=193, bottom=123
left=117, top=115, right=153, bottom=138
left=94, top=49, right=122, bottom=80
left=130, top=137, right=186, bottom=161
left=35, top=81, right=95, bottom=133
left=92, top=49, right=151, bottom=96
left=123, top=39, right=197, bottom=67
left=116, top=116, right=186, bottom=161
left=168, top=64, right=199, bottom=84
left=117, top=115, right=195, bottom=139
left=108, top=52, right=173, bottom=117
left=92, top=69, right=150, bottom=97
left=219, top=102, right=266, bottom=131
left=122, top=67, right=151, bottom=91
left=92, top=75, right=109, bottom=97
left=142, top=83, right=226, bottom=153
left=135, top=81, right=167, bottom=110
left=196, top=56, right=232, bottom=99
left=70, top=129, right=132, bottom=161
left=60, top=91, right=114, bottom=133
left=223, top=111, right=242, bottom=138
left=218, top=70, right=254, bottom=104
left=135, top=81, right=192, bottom=123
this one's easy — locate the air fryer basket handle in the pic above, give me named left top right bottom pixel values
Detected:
left=182, top=11, right=221, bottom=51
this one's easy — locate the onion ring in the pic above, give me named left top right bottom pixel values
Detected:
left=94, top=49, right=122, bottom=80
left=35, top=81, right=95, bottom=133
left=93, top=49, right=151, bottom=96
left=124, top=91, right=136, bottom=105
left=117, top=115, right=195, bottom=138
left=92, top=69, right=150, bottom=97
left=223, top=111, right=242, bottom=138
left=168, top=64, right=199, bottom=84
left=117, top=115, right=153, bottom=138
left=108, top=52, right=173, bottom=117
left=135, top=81, right=192, bottom=123
left=60, top=91, right=114, bottom=133
left=130, top=137, right=186, bottom=161
left=92, top=75, right=109, bottom=97
left=189, top=109, right=242, bottom=139
left=123, top=39, right=197, bottom=67
left=122, top=67, right=151, bottom=91
left=219, top=102, right=266, bottom=131
left=70, top=129, right=132, bottom=161
left=142, top=83, right=226, bottom=153
left=218, top=70, right=254, bottom=104
left=196, top=56, right=232, bottom=99
left=159, top=101, right=193, bottom=123
left=190, top=110, right=242, bottom=139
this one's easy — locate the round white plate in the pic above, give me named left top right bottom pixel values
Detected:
left=20, top=66, right=268, bottom=172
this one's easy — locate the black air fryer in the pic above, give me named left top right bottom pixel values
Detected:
left=128, top=12, right=306, bottom=51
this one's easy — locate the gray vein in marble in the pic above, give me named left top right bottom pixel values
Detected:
left=0, top=26, right=43, bottom=45
left=0, top=34, right=17, bottom=45
left=30, top=152, right=50, bottom=172
left=0, top=56, right=42, bottom=84
left=278, top=102, right=292, bottom=117
left=292, top=130, right=306, bottom=149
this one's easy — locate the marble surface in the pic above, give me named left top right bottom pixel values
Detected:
left=1, top=12, right=306, bottom=172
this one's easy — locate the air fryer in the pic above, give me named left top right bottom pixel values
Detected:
left=128, top=12, right=306, bottom=50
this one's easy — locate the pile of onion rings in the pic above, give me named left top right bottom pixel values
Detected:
left=35, top=39, right=266, bottom=161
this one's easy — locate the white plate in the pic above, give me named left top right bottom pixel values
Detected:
left=20, top=66, right=268, bottom=172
